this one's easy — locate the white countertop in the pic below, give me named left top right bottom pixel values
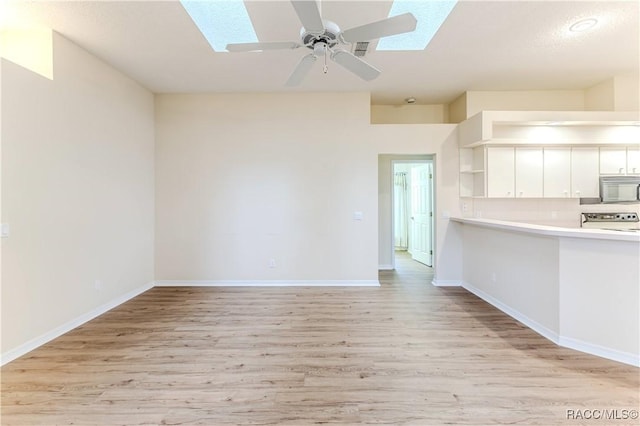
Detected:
left=450, top=216, right=640, bottom=242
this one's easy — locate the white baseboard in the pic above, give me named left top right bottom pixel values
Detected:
left=461, top=281, right=560, bottom=344
left=559, top=336, right=640, bottom=368
left=154, top=280, right=380, bottom=287
left=1, top=281, right=154, bottom=366
left=431, top=279, right=462, bottom=287
left=378, top=264, right=394, bottom=271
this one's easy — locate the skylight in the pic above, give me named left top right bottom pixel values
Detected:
left=180, top=0, right=257, bottom=52
left=376, top=0, right=457, bottom=51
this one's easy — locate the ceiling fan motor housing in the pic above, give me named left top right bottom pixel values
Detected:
left=300, top=20, right=341, bottom=51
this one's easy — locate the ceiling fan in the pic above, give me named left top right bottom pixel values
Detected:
left=226, top=0, right=417, bottom=86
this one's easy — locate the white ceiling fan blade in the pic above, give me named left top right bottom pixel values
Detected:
left=291, top=0, right=324, bottom=34
left=286, top=54, right=317, bottom=86
left=330, top=50, right=381, bottom=81
left=226, top=41, right=301, bottom=52
left=340, top=13, right=417, bottom=43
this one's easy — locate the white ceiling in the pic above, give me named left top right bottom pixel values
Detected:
left=4, top=0, right=639, bottom=105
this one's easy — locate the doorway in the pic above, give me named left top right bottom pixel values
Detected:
left=392, top=160, right=434, bottom=268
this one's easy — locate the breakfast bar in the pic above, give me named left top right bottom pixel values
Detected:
left=450, top=217, right=640, bottom=367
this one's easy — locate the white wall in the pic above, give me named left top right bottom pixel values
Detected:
left=371, top=104, right=448, bottom=124
left=0, top=53, right=3, bottom=343
left=559, top=238, right=639, bottom=359
left=465, top=90, right=585, bottom=117
left=155, top=93, right=379, bottom=282
left=155, top=94, right=463, bottom=284
left=460, top=225, right=560, bottom=336
left=1, top=33, right=155, bottom=360
left=448, top=92, right=467, bottom=124
left=451, top=90, right=588, bottom=121
left=613, top=73, right=640, bottom=111
left=585, top=78, right=615, bottom=111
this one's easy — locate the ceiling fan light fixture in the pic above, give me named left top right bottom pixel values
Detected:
left=313, top=42, right=327, bottom=56
left=405, top=97, right=416, bottom=104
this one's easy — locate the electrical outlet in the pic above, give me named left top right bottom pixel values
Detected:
left=491, top=272, right=497, bottom=282
left=268, top=259, right=276, bottom=268
left=94, top=280, right=103, bottom=291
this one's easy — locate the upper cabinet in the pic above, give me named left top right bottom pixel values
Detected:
left=461, top=145, right=601, bottom=199
left=514, top=148, right=543, bottom=198
left=486, top=147, right=515, bottom=198
left=628, top=148, right=640, bottom=175
left=542, top=148, right=571, bottom=198
left=458, top=110, right=640, bottom=199
left=600, top=147, right=640, bottom=175
left=485, top=147, right=543, bottom=198
left=570, top=148, right=599, bottom=198
left=599, top=148, right=627, bottom=175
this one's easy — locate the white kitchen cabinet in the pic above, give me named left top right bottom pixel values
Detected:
left=543, top=148, right=571, bottom=198
left=627, top=147, right=640, bottom=175
left=599, top=147, right=627, bottom=175
left=515, top=147, right=543, bottom=198
left=487, top=147, right=515, bottom=197
left=571, top=147, right=599, bottom=198
left=461, top=145, right=612, bottom=199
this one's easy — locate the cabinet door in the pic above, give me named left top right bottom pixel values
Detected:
left=515, top=148, right=543, bottom=198
left=627, top=147, right=640, bottom=175
left=600, top=148, right=627, bottom=175
left=543, top=148, right=571, bottom=198
left=571, top=147, right=599, bottom=198
left=487, top=147, right=515, bottom=198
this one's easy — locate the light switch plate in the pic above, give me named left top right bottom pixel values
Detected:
left=353, top=211, right=363, bottom=221
left=1, top=223, right=10, bottom=238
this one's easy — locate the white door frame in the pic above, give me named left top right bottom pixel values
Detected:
left=390, top=158, right=435, bottom=270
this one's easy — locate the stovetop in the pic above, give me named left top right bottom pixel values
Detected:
left=581, top=212, right=639, bottom=230
left=582, top=212, right=639, bottom=222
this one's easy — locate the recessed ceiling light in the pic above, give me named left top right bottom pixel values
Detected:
left=377, top=0, right=458, bottom=51
left=569, top=18, right=598, bottom=33
left=181, top=0, right=257, bottom=52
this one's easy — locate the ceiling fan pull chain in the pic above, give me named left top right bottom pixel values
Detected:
left=323, top=47, right=328, bottom=74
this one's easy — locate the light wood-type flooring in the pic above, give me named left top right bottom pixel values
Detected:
left=1, top=252, right=638, bottom=425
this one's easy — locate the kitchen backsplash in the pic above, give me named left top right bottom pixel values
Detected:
left=465, top=198, right=640, bottom=228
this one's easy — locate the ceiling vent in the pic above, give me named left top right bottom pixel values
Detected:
left=352, top=42, right=370, bottom=57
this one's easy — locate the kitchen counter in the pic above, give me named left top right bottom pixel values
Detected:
left=450, top=216, right=639, bottom=367
left=450, top=216, right=640, bottom=242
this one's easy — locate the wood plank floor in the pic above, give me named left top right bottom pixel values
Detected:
left=2, top=253, right=638, bottom=425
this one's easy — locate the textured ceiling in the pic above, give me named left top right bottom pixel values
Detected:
left=4, top=0, right=639, bottom=104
